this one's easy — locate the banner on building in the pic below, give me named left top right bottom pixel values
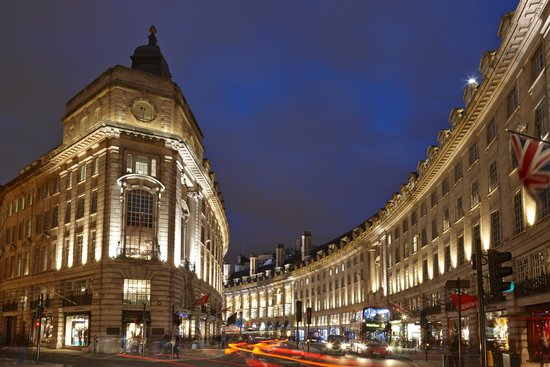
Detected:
left=451, top=293, right=478, bottom=311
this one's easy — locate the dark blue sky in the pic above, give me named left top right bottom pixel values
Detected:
left=0, top=0, right=518, bottom=262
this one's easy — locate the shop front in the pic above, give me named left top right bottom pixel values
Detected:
left=486, top=311, right=509, bottom=353
left=121, top=310, right=150, bottom=352
left=526, top=304, right=550, bottom=362
left=64, top=313, right=90, bottom=347
left=32, top=315, right=54, bottom=346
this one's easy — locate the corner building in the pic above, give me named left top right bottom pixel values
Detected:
left=0, top=30, right=229, bottom=352
left=224, top=0, right=550, bottom=364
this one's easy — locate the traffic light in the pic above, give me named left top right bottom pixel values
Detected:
left=295, top=300, right=302, bottom=323
left=487, top=249, right=513, bottom=295
left=306, top=307, right=312, bottom=324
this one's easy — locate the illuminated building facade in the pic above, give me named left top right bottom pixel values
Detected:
left=224, top=0, right=550, bottom=363
left=0, top=29, right=229, bottom=352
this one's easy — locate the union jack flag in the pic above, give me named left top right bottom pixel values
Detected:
left=510, top=134, right=550, bottom=197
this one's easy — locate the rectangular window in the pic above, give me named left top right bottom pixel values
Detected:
left=486, top=119, right=497, bottom=146
left=123, top=279, right=151, bottom=305
left=51, top=206, right=58, bottom=228
left=413, top=261, right=419, bottom=286
left=412, top=235, right=418, bottom=253
left=18, top=223, right=23, bottom=241
left=395, top=246, right=401, bottom=263
left=441, top=178, right=449, bottom=196
left=420, top=202, right=427, bottom=217
left=454, top=162, right=463, bottom=182
left=67, top=171, right=73, bottom=188
left=422, top=258, right=428, bottom=282
left=26, top=219, right=31, bottom=238
left=490, top=210, right=502, bottom=247
left=74, top=234, right=83, bottom=266
left=431, top=219, right=438, bottom=240
left=403, top=242, right=409, bottom=259
left=443, top=208, right=450, bottom=231
left=513, top=192, right=524, bottom=234
left=507, top=87, right=519, bottom=117
left=91, top=191, right=98, bottom=214
left=457, top=235, right=465, bottom=266
left=532, top=251, right=545, bottom=278
left=402, top=219, right=408, bottom=233
left=35, top=214, right=42, bottom=234
left=444, top=244, right=451, bottom=272
left=78, top=165, right=86, bottom=183
left=532, top=45, right=544, bottom=81
left=76, top=196, right=85, bottom=219
left=151, top=158, right=157, bottom=177
left=65, top=202, right=72, bottom=224
left=471, top=180, right=480, bottom=207
left=136, top=156, right=149, bottom=175
left=54, top=176, right=60, bottom=193
left=63, top=238, right=70, bottom=268
left=40, top=246, right=48, bottom=272
left=126, top=154, right=133, bottom=173
left=456, top=196, right=464, bottom=219
left=421, top=228, right=428, bottom=247
left=535, top=99, right=549, bottom=140
left=431, top=192, right=438, bottom=208
left=93, top=157, right=99, bottom=175
left=24, top=252, right=30, bottom=276
left=517, top=257, right=528, bottom=282
left=469, top=141, right=479, bottom=167
left=489, top=161, right=498, bottom=192
left=89, top=230, right=96, bottom=262
left=411, top=211, right=417, bottom=225
left=433, top=252, right=439, bottom=278
left=394, top=227, right=400, bottom=239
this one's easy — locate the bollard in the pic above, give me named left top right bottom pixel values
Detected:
left=94, top=335, right=99, bottom=354
left=487, top=350, right=494, bottom=367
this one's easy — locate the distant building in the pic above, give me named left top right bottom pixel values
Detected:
left=223, top=0, right=550, bottom=364
left=0, top=28, right=229, bottom=352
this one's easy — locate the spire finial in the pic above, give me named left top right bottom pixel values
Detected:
left=148, top=25, right=158, bottom=46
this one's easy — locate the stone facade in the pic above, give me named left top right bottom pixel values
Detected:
left=223, top=0, right=550, bottom=363
left=0, top=31, right=229, bottom=353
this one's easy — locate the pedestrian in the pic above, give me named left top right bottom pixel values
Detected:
left=174, top=335, right=181, bottom=358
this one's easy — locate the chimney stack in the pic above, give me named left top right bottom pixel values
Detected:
left=250, top=254, right=257, bottom=276
left=301, top=231, right=312, bottom=261
left=275, top=244, right=285, bottom=268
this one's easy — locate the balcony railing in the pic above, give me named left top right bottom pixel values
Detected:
left=2, top=302, right=17, bottom=312
left=514, top=273, right=550, bottom=298
left=62, top=291, right=93, bottom=307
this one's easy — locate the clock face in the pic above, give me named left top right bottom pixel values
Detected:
left=131, top=99, right=155, bottom=122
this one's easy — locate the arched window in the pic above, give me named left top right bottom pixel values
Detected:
left=124, top=189, right=156, bottom=260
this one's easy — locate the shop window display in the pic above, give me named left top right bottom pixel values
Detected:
left=64, top=314, right=89, bottom=346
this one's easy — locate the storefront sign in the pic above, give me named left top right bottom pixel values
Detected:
left=451, top=293, right=478, bottom=311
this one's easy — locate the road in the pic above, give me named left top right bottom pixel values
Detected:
left=0, top=344, right=419, bottom=367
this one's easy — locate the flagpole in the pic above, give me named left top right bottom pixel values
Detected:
left=505, top=128, right=550, bottom=144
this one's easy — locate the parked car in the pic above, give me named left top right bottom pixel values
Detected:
left=364, top=342, right=392, bottom=357
left=324, top=335, right=349, bottom=355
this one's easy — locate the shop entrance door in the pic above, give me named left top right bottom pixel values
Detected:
left=4, top=316, right=16, bottom=344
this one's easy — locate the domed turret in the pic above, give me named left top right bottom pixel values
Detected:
left=130, top=25, right=172, bottom=78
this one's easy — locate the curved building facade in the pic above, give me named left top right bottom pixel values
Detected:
left=0, top=29, right=229, bottom=352
left=224, top=0, right=550, bottom=363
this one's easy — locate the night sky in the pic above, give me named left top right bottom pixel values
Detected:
left=0, top=1, right=518, bottom=263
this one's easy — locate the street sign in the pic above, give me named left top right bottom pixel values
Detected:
left=445, top=279, right=470, bottom=289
